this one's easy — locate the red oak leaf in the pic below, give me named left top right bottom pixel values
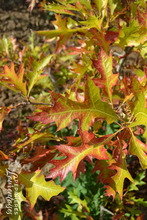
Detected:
left=46, top=143, right=109, bottom=181
left=137, top=9, right=147, bottom=27
left=22, top=146, right=56, bottom=171
left=28, top=77, right=118, bottom=133
left=105, top=148, right=134, bottom=199
left=1, top=63, right=27, bottom=96
left=92, top=49, right=118, bottom=102
left=105, top=31, right=119, bottom=43
left=93, top=160, right=115, bottom=184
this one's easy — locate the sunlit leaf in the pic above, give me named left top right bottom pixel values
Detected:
left=27, top=54, right=54, bottom=95
left=46, top=143, right=109, bottom=181
left=129, top=93, right=147, bottom=137
left=29, top=77, right=118, bottom=132
left=92, top=49, right=118, bottom=102
left=129, top=132, right=147, bottom=169
left=18, top=170, right=65, bottom=209
left=13, top=131, right=55, bottom=149
left=0, top=63, right=27, bottom=96
left=105, top=152, right=134, bottom=199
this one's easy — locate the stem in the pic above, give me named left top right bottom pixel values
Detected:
left=100, top=205, right=114, bottom=220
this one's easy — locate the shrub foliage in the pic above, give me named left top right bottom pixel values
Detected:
left=0, top=0, right=147, bottom=219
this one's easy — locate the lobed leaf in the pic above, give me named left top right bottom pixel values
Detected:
left=37, top=15, right=87, bottom=51
left=18, top=170, right=65, bottom=209
left=42, top=2, right=76, bottom=15
left=0, top=63, right=27, bottom=96
left=22, top=146, right=56, bottom=171
left=46, top=143, right=109, bottom=181
left=92, top=49, right=118, bottom=102
left=116, top=20, right=147, bottom=47
left=93, top=160, right=115, bottom=184
left=13, top=131, right=55, bottom=149
left=129, top=132, right=147, bottom=169
left=137, top=9, right=147, bottom=27
left=129, top=93, right=147, bottom=137
left=29, top=77, right=118, bottom=132
left=27, top=54, right=54, bottom=95
left=68, top=191, right=90, bottom=212
left=105, top=154, right=134, bottom=199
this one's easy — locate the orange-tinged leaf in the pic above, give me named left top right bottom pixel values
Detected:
left=13, top=131, right=55, bottom=149
left=18, top=170, right=65, bottom=209
left=93, top=160, right=115, bottom=184
left=46, top=143, right=109, bottom=181
left=105, top=31, right=119, bottom=43
left=104, top=141, right=134, bottom=199
left=1, top=63, right=27, bottom=96
left=23, top=205, right=43, bottom=220
left=0, top=150, right=8, bottom=160
left=41, top=0, right=79, bottom=16
left=92, top=49, right=118, bottom=102
left=137, top=9, right=147, bottom=27
left=22, top=146, right=56, bottom=171
left=105, top=155, right=134, bottom=199
left=37, top=14, right=87, bottom=51
left=112, top=213, right=125, bottom=220
left=136, top=213, right=144, bottom=220
left=129, top=132, right=147, bottom=169
left=0, top=106, right=11, bottom=131
left=29, top=77, right=118, bottom=132
left=67, top=130, right=116, bottom=148
left=0, top=165, right=7, bottom=177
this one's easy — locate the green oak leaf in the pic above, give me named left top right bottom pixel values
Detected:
left=129, top=93, right=147, bottom=137
left=105, top=153, right=134, bottom=199
left=27, top=54, right=54, bottom=95
left=129, top=132, right=147, bottom=169
left=18, top=170, right=65, bottom=209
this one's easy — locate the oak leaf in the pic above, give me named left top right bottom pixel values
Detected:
left=105, top=154, right=134, bottom=199
left=18, top=170, right=65, bottom=209
left=92, top=49, right=118, bottom=102
left=22, top=146, right=56, bottom=171
left=45, top=131, right=117, bottom=181
left=0, top=63, right=27, bottom=96
left=37, top=15, right=87, bottom=51
left=92, top=160, right=115, bottom=184
left=27, top=54, right=54, bottom=95
left=13, top=131, right=55, bottom=149
left=129, top=132, right=147, bottom=169
left=104, top=140, right=134, bottom=199
left=29, top=77, right=118, bottom=133
left=129, top=93, right=147, bottom=137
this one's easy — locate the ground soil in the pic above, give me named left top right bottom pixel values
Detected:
left=0, top=0, right=54, bottom=42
